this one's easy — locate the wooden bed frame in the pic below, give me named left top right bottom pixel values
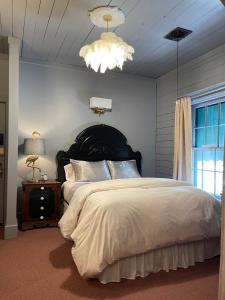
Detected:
left=56, top=124, right=142, bottom=182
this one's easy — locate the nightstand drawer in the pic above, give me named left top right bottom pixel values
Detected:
left=29, top=187, right=54, bottom=202
left=29, top=187, right=55, bottom=218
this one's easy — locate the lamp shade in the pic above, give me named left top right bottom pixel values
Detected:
left=24, top=138, right=45, bottom=155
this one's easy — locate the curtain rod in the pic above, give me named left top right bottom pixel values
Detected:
left=191, top=87, right=225, bottom=100
left=176, top=84, right=225, bottom=105
left=191, top=86, right=225, bottom=105
left=176, top=82, right=225, bottom=102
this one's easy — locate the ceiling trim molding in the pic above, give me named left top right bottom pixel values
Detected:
left=20, top=58, right=154, bottom=80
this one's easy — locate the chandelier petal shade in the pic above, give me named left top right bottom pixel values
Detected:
left=79, top=6, right=134, bottom=73
left=79, top=32, right=134, bottom=73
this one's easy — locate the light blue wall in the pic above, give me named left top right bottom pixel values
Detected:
left=18, top=62, right=156, bottom=183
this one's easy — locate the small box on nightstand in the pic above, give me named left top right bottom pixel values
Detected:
left=20, top=180, right=62, bottom=231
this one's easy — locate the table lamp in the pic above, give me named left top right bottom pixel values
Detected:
left=24, top=131, right=45, bottom=181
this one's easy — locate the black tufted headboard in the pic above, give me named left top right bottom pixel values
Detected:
left=56, top=124, right=142, bottom=182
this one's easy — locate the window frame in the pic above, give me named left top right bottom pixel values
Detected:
left=192, top=93, right=225, bottom=199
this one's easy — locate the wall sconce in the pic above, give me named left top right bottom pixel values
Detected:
left=24, top=131, right=46, bottom=182
left=90, top=97, right=112, bottom=116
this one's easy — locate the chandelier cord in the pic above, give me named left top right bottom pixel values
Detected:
left=176, top=41, right=179, bottom=99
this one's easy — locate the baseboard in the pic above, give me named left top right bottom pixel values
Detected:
left=4, top=224, right=18, bottom=239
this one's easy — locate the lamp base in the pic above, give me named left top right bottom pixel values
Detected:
left=25, top=162, right=42, bottom=182
left=26, top=178, right=39, bottom=183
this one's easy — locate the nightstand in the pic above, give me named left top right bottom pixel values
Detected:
left=20, top=181, right=62, bottom=231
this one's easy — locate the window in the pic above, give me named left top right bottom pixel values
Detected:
left=192, top=97, right=225, bottom=199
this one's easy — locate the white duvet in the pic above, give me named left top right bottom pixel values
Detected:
left=59, top=178, right=221, bottom=278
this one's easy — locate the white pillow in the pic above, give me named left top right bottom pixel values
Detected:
left=64, top=163, right=76, bottom=182
left=70, top=159, right=111, bottom=182
left=107, top=160, right=140, bottom=179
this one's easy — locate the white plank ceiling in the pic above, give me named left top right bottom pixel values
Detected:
left=0, top=0, right=225, bottom=78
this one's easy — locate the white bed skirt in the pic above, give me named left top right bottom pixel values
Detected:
left=97, top=238, right=220, bottom=284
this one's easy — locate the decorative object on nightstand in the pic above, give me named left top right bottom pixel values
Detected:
left=24, top=131, right=46, bottom=182
left=41, top=173, right=48, bottom=181
left=20, top=180, right=61, bottom=231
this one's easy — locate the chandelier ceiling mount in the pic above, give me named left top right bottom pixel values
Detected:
left=88, top=6, right=125, bottom=28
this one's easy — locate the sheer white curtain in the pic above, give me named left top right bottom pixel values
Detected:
left=173, top=97, right=192, bottom=182
left=218, top=153, right=225, bottom=300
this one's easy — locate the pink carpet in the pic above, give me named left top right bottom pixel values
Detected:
left=0, top=228, right=219, bottom=300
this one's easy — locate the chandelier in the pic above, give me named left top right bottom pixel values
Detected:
left=79, top=6, right=134, bottom=73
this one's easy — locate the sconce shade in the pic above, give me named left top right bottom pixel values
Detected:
left=90, top=97, right=112, bottom=110
left=24, top=138, right=45, bottom=155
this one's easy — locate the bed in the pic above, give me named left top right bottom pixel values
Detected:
left=57, top=124, right=221, bottom=284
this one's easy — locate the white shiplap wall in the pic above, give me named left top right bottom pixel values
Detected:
left=156, top=42, right=225, bottom=178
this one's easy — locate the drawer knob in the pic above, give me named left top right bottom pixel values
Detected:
left=40, top=206, right=44, bottom=210
left=40, top=216, right=44, bottom=220
left=40, top=186, right=45, bottom=190
left=40, top=196, right=44, bottom=200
